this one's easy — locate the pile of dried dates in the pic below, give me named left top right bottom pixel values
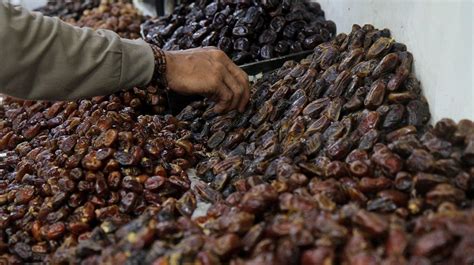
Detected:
left=141, top=0, right=336, bottom=63
left=183, top=24, right=434, bottom=198
left=34, top=0, right=139, bottom=38
left=34, top=0, right=101, bottom=21
left=0, top=93, right=200, bottom=263
left=47, top=113, right=474, bottom=264
left=63, top=24, right=471, bottom=264
left=50, top=190, right=474, bottom=264
left=72, top=1, right=143, bottom=39
left=0, top=5, right=183, bottom=257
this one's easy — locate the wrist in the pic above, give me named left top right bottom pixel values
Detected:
left=149, top=44, right=168, bottom=89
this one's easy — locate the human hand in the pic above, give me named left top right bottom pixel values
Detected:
left=164, top=47, right=250, bottom=113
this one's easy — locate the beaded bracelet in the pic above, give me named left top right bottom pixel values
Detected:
left=149, top=44, right=168, bottom=89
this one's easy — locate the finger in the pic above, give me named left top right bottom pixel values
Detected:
left=231, top=68, right=250, bottom=111
left=212, top=80, right=234, bottom=113
left=222, top=78, right=240, bottom=112
left=223, top=74, right=243, bottom=112
left=224, top=64, right=250, bottom=112
left=207, top=50, right=243, bottom=112
left=228, top=65, right=249, bottom=89
left=238, top=80, right=250, bottom=112
left=220, top=54, right=250, bottom=90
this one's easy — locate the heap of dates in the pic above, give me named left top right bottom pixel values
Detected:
left=39, top=24, right=474, bottom=264
left=141, top=0, right=336, bottom=63
left=0, top=4, right=188, bottom=258
left=50, top=185, right=474, bottom=264
left=184, top=24, right=433, bottom=198
left=0, top=92, right=201, bottom=263
left=34, top=0, right=101, bottom=21
left=36, top=1, right=142, bottom=40
left=73, top=0, right=143, bottom=39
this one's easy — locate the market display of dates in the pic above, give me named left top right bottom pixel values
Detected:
left=73, top=0, right=143, bottom=39
left=34, top=0, right=102, bottom=21
left=1, top=0, right=474, bottom=264
left=141, top=0, right=336, bottom=63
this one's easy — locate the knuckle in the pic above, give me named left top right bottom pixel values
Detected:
left=241, top=73, right=249, bottom=83
left=213, top=50, right=226, bottom=59
left=215, top=63, right=224, bottom=72
left=205, top=86, right=215, bottom=96
left=210, top=74, right=220, bottom=82
left=222, top=93, right=233, bottom=103
left=235, top=86, right=244, bottom=96
left=212, top=78, right=221, bottom=87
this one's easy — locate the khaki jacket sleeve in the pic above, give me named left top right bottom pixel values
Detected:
left=0, top=0, right=154, bottom=100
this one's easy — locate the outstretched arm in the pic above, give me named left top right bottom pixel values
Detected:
left=0, top=1, right=250, bottom=112
left=0, top=0, right=154, bottom=100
